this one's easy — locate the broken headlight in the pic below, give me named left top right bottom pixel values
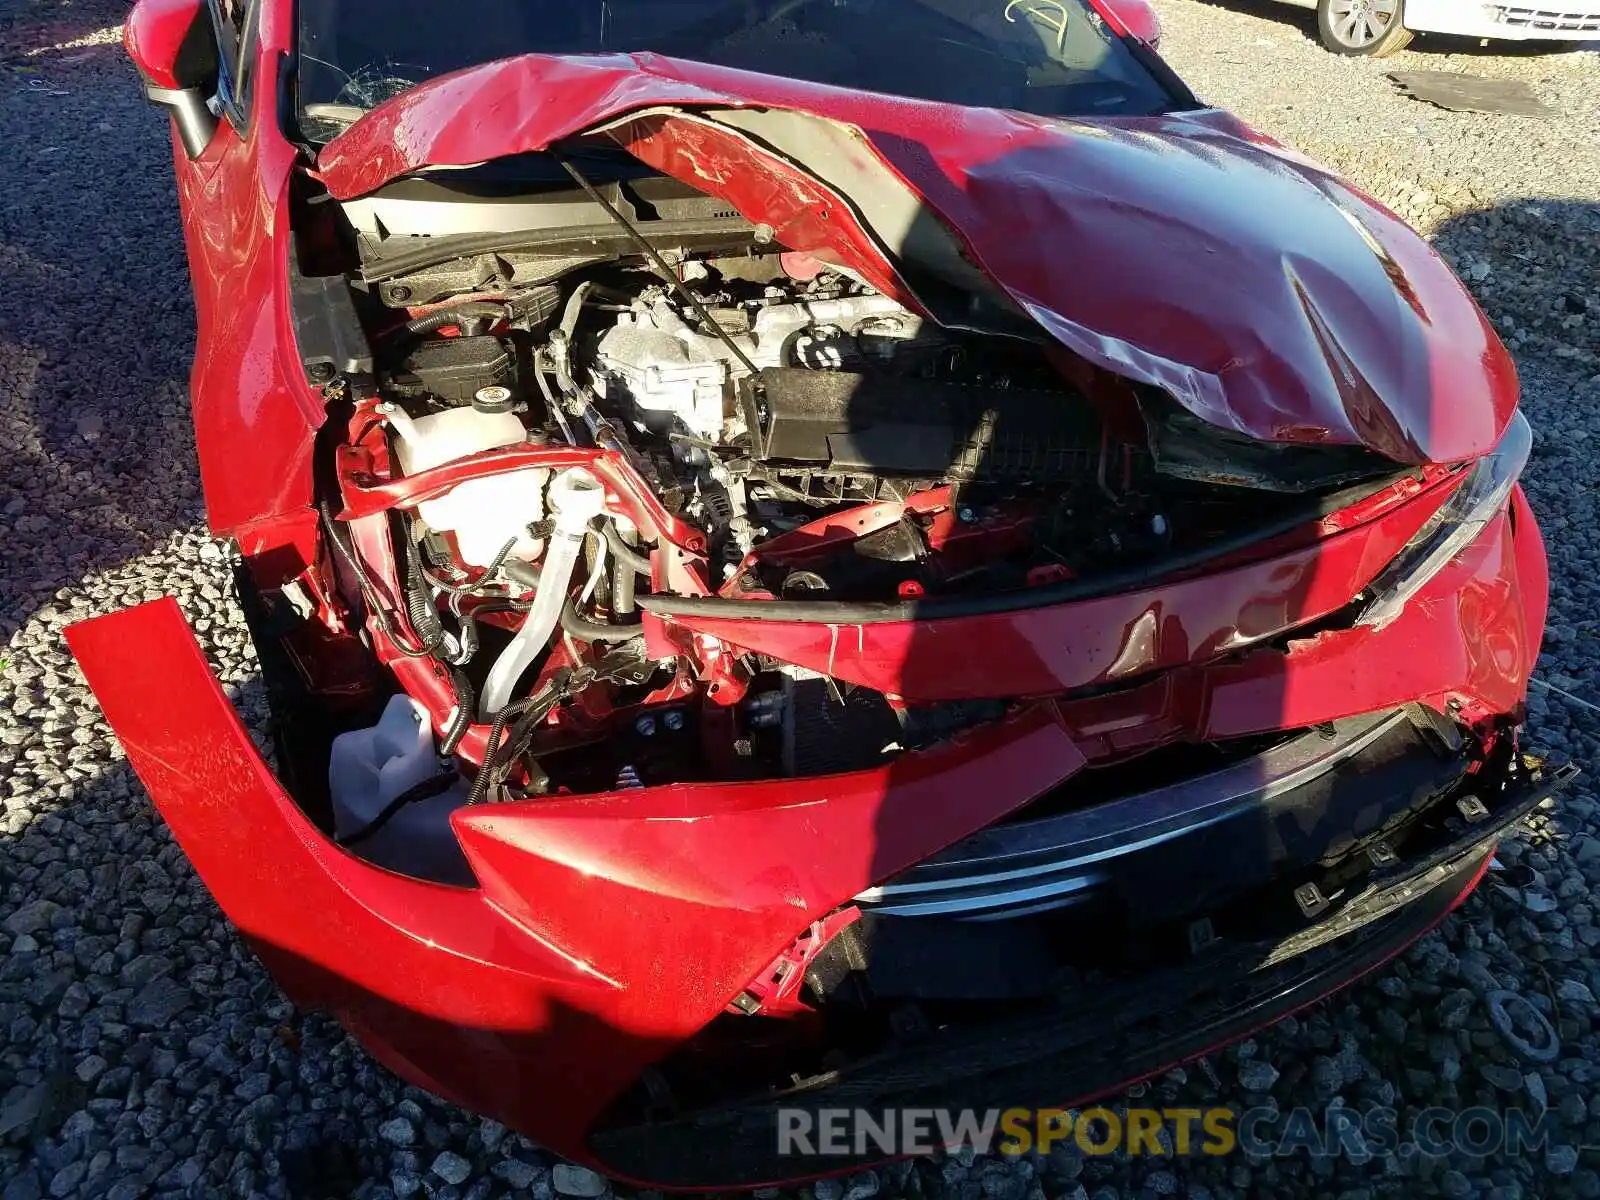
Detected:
left=1357, top=410, right=1532, bottom=629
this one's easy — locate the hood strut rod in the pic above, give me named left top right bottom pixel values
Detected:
left=553, top=152, right=764, bottom=380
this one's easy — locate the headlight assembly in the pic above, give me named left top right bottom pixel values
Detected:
left=1356, top=410, right=1532, bottom=630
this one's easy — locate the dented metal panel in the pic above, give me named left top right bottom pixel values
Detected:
left=319, top=52, right=1518, bottom=466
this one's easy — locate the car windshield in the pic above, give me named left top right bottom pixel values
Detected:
left=296, top=0, right=1175, bottom=138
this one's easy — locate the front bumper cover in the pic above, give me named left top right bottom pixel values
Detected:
left=66, top=492, right=1555, bottom=1186
left=594, top=766, right=1567, bottom=1186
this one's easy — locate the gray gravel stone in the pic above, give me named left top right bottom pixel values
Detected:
left=1548, top=1145, right=1581, bottom=1176
left=553, top=1163, right=609, bottom=1197
left=44, top=1161, right=84, bottom=1200
left=72, top=1055, right=107, bottom=1084
left=432, top=1150, right=473, bottom=1185
left=126, top=976, right=193, bottom=1028
left=3, top=901, right=61, bottom=937
left=1527, top=1071, right=1550, bottom=1111
left=1482, top=1061, right=1526, bottom=1091
left=1237, top=1059, right=1280, bottom=1092
left=1557, top=978, right=1596, bottom=1005
left=1144, top=1169, right=1179, bottom=1195
left=493, top=1158, right=541, bottom=1188
left=379, top=1116, right=416, bottom=1146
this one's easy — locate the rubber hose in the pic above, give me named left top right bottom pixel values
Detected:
left=602, top=522, right=653, bottom=578
left=533, top=363, right=578, bottom=445
left=612, top=553, right=635, bottom=617
left=404, top=302, right=506, bottom=336
left=560, top=598, right=642, bottom=643
left=318, top=499, right=436, bottom=659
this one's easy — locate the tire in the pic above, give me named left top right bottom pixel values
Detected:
left=1317, top=0, right=1415, bottom=55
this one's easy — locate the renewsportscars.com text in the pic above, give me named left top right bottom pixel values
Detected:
left=777, top=1105, right=1559, bottom=1161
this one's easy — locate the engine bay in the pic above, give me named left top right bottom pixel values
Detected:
left=276, top=162, right=1398, bottom=882
left=379, top=263, right=1193, bottom=590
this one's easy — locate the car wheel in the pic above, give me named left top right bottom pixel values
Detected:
left=1316, top=0, right=1414, bottom=55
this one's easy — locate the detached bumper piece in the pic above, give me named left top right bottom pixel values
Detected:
left=590, top=744, right=1572, bottom=1187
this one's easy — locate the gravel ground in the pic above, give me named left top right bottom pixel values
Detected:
left=1, top=2, right=1598, bottom=1198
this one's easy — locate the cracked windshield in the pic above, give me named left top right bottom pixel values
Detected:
left=295, top=0, right=1175, bottom=136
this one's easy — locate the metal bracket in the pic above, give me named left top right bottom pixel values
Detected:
left=1294, top=882, right=1331, bottom=919
left=1367, top=840, right=1399, bottom=868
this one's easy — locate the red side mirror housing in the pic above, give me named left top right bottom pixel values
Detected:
left=126, top=0, right=213, bottom=90
left=125, top=0, right=219, bottom=157
left=1099, top=0, right=1164, bottom=47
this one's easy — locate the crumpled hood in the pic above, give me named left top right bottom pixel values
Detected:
left=318, top=53, right=1517, bottom=465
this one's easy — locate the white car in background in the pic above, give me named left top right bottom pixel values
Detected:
left=1282, top=0, right=1600, bottom=56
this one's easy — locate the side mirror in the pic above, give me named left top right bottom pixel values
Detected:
left=1100, top=0, right=1164, bottom=48
left=125, top=0, right=219, bottom=158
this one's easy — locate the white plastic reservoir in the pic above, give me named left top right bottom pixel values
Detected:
left=328, top=695, right=473, bottom=884
left=384, top=405, right=549, bottom=568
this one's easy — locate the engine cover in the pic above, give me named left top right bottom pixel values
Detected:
left=592, top=292, right=931, bottom=442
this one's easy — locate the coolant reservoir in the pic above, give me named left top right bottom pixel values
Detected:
left=385, top=405, right=548, bottom=567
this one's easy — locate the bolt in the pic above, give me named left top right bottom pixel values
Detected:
left=307, top=362, right=335, bottom=384
left=662, top=710, right=686, bottom=732
left=635, top=714, right=658, bottom=738
left=388, top=285, right=413, bottom=302
left=958, top=507, right=976, bottom=523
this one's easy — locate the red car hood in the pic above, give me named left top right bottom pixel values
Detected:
left=317, top=53, right=1516, bottom=466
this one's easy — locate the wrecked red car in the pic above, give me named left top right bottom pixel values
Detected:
left=76, top=0, right=1571, bottom=1186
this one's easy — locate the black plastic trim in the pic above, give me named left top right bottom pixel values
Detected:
left=590, top=758, right=1571, bottom=1187
left=358, top=216, right=757, bottom=282
left=590, top=851, right=1484, bottom=1186
left=288, top=236, right=375, bottom=383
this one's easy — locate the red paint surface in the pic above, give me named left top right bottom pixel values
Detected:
left=124, top=0, right=205, bottom=91
left=1094, top=0, right=1164, bottom=45
left=319, top=53, right=1517, bottom=465
left=68, top=486, right=1542, bottom=1178
left=166, top=0, right=323, bottom=540
left=665, top=472, right=1458, bottom=701
left=337, top=437, right=705, bottom=553
left=67, top=603, right=1083, bottom=1174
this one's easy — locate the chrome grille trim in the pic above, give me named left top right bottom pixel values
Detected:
left=1494, top=5, right=1600, bottom=27
left=856, top=709, right=1411, bottom=920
